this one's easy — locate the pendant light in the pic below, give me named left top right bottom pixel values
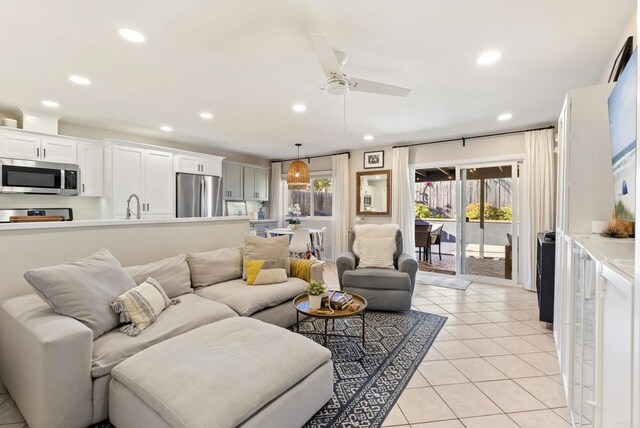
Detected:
left=287, top=143, right=310, bottom=189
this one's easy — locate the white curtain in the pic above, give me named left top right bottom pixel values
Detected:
left=270, top=162, right=285, bottom=227
left=392, top=147, right=415, bottom=254
left=522, top=129, right=556, bottom=291
left=332, top=154, right=350, bottom=259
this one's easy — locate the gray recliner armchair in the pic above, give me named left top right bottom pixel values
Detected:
left=336, top=229, right=418, bottom=311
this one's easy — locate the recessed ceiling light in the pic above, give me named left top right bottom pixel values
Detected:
left=69, top=75, right=91, bottom=85
left=498, top=113, right=513, bottom=121
left=118, top=28, right=145, bottom=44
left=41, top=100, right=59, bottom=108
left=292, top=103, right=307, bottom=113
left=363, top=134, right=374, bottom=141
left=160, top=125, right=173, bottom=132
left=199, top=112, right=214, bottom=120
left=477, top=50, right=502, bottom=65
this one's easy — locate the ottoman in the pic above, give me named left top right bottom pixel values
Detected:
left=109, top=317, right=333, bottom=428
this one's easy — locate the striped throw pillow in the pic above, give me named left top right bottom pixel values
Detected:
left=110, top=277, right=178, bottom=336
left=357, top=236, right=396, bottom=269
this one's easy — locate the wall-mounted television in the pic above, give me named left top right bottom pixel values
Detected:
left=608, top=48, right=637, bottom=222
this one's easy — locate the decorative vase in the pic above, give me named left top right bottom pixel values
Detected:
left=308, top=294, right=322, bottom=310
left=257, top=208, right=265, bottom=220
left=289, top=224, right=301, bottom=230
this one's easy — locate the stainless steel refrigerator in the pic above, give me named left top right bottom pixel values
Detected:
left=176, top=173, right=223, bottom=218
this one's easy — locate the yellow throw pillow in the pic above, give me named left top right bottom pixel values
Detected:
left=246, top=259, right=288, bottom=285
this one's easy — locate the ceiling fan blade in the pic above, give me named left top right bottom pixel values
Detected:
left=309, top=33, right=344, bottom=79
left=349, top=77, right=411, bottom=97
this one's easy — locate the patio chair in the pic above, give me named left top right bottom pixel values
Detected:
left=415, top=223, right=432, bottom=262
left=429, top=224, right=443, bottom=263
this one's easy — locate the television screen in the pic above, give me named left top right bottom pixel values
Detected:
left=608, top=48, right=637, bottom=222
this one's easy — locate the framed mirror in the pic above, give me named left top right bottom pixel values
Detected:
left=356, top=170, right=391, bottom=216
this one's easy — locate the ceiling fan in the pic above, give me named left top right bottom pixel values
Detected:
left=309, top=33, right=411, bottom=97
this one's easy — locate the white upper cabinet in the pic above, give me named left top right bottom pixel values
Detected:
left=175, top=153, right=222, bottom=176
left=243, top=166, right=269, bottom=201
left=0, top=131, right=40, bottom=160
left=111, top=145, right=145, bottom=218
left=40, top=136, right=78, bottom=164
left=222, top=163, right=243, bottom=200
left=77, top=142, right=103, bottom=197
left=0, top=129, right=79, bottom=164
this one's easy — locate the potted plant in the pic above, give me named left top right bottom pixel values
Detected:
left=306, top=280, right=326, bottom=310
left=287, top=204, right=302, bottom=230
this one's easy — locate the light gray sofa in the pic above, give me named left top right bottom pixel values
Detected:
left=0, top=247, right=324, bottom=428
left=337, top=230, right=418, bottom=311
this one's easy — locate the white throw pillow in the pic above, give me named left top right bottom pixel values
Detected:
left=357, top=236, right=396, bottom=269
left=352, top=223, right=398, bottom=256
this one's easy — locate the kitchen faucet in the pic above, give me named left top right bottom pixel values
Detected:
left=126, top=194, right=141, bottom=220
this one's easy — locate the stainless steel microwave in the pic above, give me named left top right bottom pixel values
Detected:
left=0, top=158, right=79, bottom=195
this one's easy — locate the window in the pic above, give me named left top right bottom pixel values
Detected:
left=286, top=176, right=333, bottom=217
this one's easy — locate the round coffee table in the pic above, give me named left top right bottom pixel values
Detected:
left=293, top=292, right=367, bottom=347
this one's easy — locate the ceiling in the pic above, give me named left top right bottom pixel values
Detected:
left=0, top=0, right=634, bottom=159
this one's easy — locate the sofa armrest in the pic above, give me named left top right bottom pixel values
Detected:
left=0, top=294, right=93, bottom=428
left=398, top=253, right=419, bottom=291
left=336, top=252, right=357, bottom=289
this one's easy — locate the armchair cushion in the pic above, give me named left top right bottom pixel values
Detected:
left=357, top=236, right=396, bottom=269
left=342, top=269, right=412, bottom=292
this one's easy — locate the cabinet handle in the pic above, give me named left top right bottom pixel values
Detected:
left=82, top=184, right=85, bottom=193
left=146, top=203, right=150, bottom=211
left=43, top=148, right=46, bottom=158
left=37, top=148, right=40, bottom=158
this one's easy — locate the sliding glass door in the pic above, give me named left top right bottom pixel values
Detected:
left=456, top=162, right=519, bottom=284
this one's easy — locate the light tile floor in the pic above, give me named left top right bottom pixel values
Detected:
left=383, top=278, right=570, bottom=428
left=0, top=265, right=569, bottom=428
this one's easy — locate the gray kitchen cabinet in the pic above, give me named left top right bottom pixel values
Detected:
left=222, top=163, right=243, bottom=199
left=244, top=166, right=269, bottom=201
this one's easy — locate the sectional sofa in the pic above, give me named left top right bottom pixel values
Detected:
left=0, top=245, right=329, bottom=428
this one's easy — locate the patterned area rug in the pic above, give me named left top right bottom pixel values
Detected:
left=300, top=310, right=446, bottom=427
left=416, top=271, right=471, bottom=290
left=91, top=311, right=446, bottom=428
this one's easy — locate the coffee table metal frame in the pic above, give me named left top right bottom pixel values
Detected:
left=292, top=292, right=367, bottom=347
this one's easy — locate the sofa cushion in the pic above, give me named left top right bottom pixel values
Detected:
left=243, top=234, right=290, bottom=279
left=343, top=268, right=412, bottom=291
left=125, top=254, right=192, bottom=299
left=24, top=249, right=135, bottom=339
left=110, top=317, right=332, bottom=428
left=195, top=277, right=307, bottom=316
left=186, top=247, right=243, bottom=288
left=92, top=294, right=237, bottom=378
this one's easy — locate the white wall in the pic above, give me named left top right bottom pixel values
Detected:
left=0, top=219, right=249, bottom=301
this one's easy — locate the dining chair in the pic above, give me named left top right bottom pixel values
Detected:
left=289, top=228, right=312, bottom=259
left=313, top=226, right=327, bottom=260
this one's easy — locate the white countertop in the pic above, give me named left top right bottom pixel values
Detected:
left=0, top=216, right=251, bottom=231
left=249, top=219, right=278, bottom=223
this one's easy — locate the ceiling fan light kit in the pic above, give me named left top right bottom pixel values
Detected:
left=287, top=143, right=310, bottom=189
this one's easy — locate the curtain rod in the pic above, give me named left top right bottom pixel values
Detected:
left=271, top=150, right=350, bottom=163
left=392, top=125, right=555, bottom=149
